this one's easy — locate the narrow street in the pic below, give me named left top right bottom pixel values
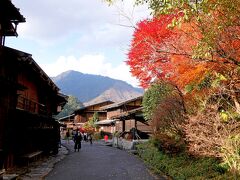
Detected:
left=46, top=140, right=161, bottom=180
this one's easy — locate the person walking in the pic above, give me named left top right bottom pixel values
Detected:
left=83, top=133, right=88, bottom=142
left=74, top=131, right=82, bottom=152
left=88, top=134, right=93, bottom=145
left=66, top=130, right=70, bottom=144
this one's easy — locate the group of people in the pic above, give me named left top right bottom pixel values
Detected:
left=65, top=130, right=93, bottom=152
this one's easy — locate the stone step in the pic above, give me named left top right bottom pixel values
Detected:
left=3, top=174, right=18, bottom=180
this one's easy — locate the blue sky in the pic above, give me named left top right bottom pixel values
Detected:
left=7, top=0, right=150, bottom=87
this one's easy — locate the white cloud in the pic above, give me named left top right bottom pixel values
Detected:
left=104, top=62, right=139, bottom=87
left=13, top=0, right=150, bottom=46
left=40, top=54, right=140, bottom=87
left=11, top=0, right=148, bottom=87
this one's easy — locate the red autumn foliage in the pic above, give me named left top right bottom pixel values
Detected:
left=127, top=14, right=207, bottom=89
left=127, top=14, right=178, bottom=88
left=127, top=12, right=240, bottom=91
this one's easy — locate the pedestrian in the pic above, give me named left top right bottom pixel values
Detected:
left=104, top=135, right=108, bottom=143
left=88, top=134, right=93, bottom=145
left=74, top=131, right=82, bottom=152
left=83, top=133, right=88, bottom=142
left=66, top=130, right=70, bottom=144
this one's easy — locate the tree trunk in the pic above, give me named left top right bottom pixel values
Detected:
left=232, top=94, right=240, bottom=114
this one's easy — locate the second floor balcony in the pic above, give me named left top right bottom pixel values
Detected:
left=16, top=95, right=47, bottom=115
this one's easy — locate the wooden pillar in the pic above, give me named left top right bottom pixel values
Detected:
left=0, top=93, right=9, bottom=170
left=122, top=120, right=125, bottom=132
left=0, top=36, right=2, bottom=46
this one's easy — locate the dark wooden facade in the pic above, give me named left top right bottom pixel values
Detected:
left=0, top=48, right=67, bottom=170
left=0, top=0, right=67, bottom=171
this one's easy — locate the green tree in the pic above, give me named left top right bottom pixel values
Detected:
left=83, top=112, right=99, bottom=133
left=143, top=81, right=186, bottom=153
left=89, top=112, right=99, bottom=128
left=143, top=81, right=178, bottom=120
left=56, top=95, right=83, bottom=119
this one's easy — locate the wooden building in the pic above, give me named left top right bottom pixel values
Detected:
left=0, top=0, right=25, bottom=46
left=74, top=101, right=114, bottom=124
left=58, top=114, right=84, bottom=131
left=58, top=114, right=75, bottom=129
left=0, top=0, right=67, bottom=172
left=100, top=96, right=152, bottom=138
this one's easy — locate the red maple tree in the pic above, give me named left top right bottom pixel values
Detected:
left=127, top=14, right=177, bottom=88
left=126, top=14, right=204, bottom=88
left=127, top=12, right=240, bottom=89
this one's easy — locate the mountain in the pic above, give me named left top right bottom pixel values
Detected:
left=52, top=70, right=143, bottom=103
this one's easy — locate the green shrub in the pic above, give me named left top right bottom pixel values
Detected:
left=152, top=134, right=186, bottom=154
left=136, top=141, right=229, bottom=179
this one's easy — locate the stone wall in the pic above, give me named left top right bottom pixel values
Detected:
left=112, top=137, right=148, bottom=150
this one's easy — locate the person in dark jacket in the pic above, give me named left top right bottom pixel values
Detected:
left=74, top=131, right=82, bottom=152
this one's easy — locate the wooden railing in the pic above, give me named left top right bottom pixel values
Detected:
left=17, top=96, right=47, bottom=115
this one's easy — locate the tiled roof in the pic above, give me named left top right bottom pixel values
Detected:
left=3, top=47, right=59, bottom=91
left=100, top=96, right=143, bottom=110
left=75, top=100, right=114, bottom=112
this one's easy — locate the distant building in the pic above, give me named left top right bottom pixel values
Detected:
left=58, top=114, right=83, bottom=130
left=74, top=100, right=114, bottom=124
left=99, top=96, right=152, bottom=138
left=0, top=0, right=67, bottom=172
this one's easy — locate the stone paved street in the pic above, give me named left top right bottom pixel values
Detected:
left=45, top=140, right=163, bottom=180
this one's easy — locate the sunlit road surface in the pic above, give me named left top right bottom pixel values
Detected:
left=46, top=140, right=163, bottom=180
